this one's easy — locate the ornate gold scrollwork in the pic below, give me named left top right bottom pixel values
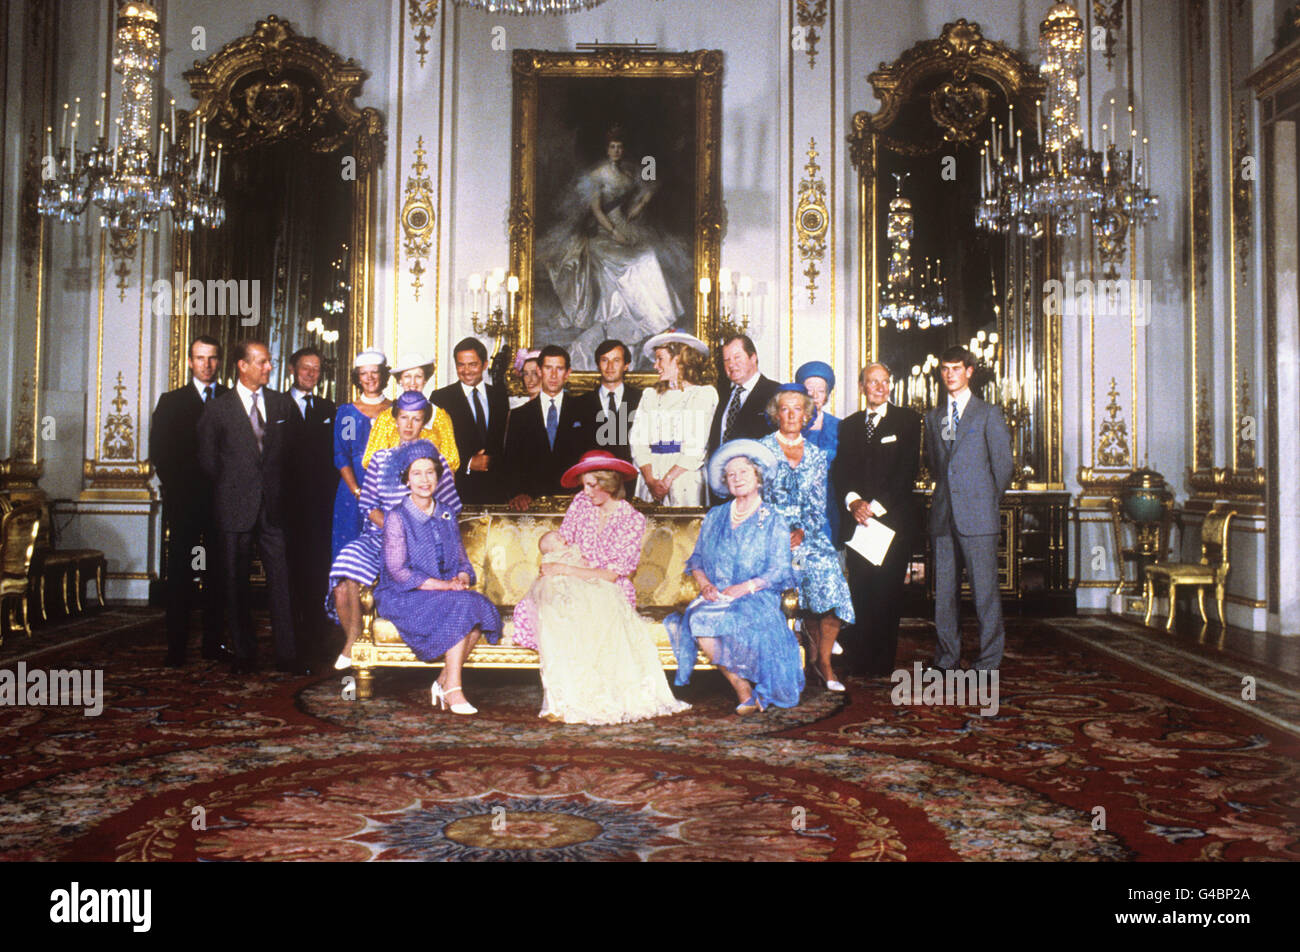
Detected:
left=102, top=372, right=135, bottom=460
left=402, top=136, right=435, bottom=301
left=795, top=0, right=828, bottom=70
left=409, top=1, right=438, bottom=68
left=1096, top=377, right=1131, bottom=468
left=929, top=81, right=991, bottom=143
left=796, top=138, right=828, bottom=304
left=1194, top=376, right=1214, bottom=471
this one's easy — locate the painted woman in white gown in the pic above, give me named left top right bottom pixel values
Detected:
left=629, top=332, right=718, bottom=507
left=536, top=129, right=689, bottom=369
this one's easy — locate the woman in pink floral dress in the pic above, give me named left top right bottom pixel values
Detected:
left=513, top=451, right=689, bottom=724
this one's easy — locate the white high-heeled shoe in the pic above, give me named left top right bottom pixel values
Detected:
left=334, top=654, right=353, bottom=670
left=831, top=641, right=844, bottom=656
left=432, top=681, right=478, bottom=715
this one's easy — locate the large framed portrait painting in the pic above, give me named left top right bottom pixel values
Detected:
left=509, top=49, right=723, bottom=377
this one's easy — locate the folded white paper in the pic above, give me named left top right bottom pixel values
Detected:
left=846, top=519, right=895, bottom=566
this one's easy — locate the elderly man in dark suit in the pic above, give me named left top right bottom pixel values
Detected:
left=283, top=346, right=338, bottom=666
left=707, top=335, right=781, bottom=453
left=430, top=337, right=510, bottom=505
left=197, top=339, right=299, bottom=674
left=831, top=363, right=922, bottom=677
left=504, top=344, right=591, bottom=510
left=575, top=338, right=641, bottom=463
left=150, top=335, right=229, bottom=666
left=925, top=345, right=1014, bottom=671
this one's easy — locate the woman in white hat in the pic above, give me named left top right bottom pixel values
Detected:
left=331, top=350, right=392, bottom=559
left=628, top=330, right=718, bottom=507
left=512, top=450, right=689, bottom=725
left=665, top=439, right=804, bottom=714
left=361, top=352, right=459, bottom=473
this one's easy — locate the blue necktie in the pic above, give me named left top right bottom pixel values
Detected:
left=546, top=399, right=558, bottom=450
left=951, top=399, right=960, bottom=430
left=203, top=385, right=213, bottom=403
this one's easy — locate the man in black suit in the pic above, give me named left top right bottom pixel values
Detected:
left=578, top=338, right=641, bottom=463
left=707, top=335, right=780, bottom=501
left=831, top=362, right=922, bottom=677
left=504, top=344, right=591, bottom=510
left=283, top=346, right=338, bottom=666
left=197, top=339, right=298, bottom=674
left=430, top=337, right=510, bottom=505
left=150, top=335, right=228, bottom=666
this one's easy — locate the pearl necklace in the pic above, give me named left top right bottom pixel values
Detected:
left=358, top=393, right=387, bottom=405
left=774, top=431, right=804, bottom=447
left=730, top=497, right=760, bottom=524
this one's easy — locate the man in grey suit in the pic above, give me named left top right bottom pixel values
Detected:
left=924, top=345, right=1014, bottom=670
left=197, top=339, right=299, bottom=674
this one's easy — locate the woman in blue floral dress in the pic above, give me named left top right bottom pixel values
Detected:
left=759, top=385, right=854, bottom=692
left=666, top=440, right=803, bottom=713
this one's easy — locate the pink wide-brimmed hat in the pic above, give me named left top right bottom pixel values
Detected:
left=560, top=449, right=638, bottom=488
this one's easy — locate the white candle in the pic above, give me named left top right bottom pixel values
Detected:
left=213, top=144, right=222, bottom=191
left=157, top=125, right=165, bottom=176
left=170, top=99, right=177, bottom=139
left=699, top=277, right=711, bottom=295
left=1109, top=99, right=1116, bottom=147
left=1142, top=136, right=1149, bottom=187
left=738, top=275, right=752, bottom=295
left=98, top=91, right=107, bottom=129
left=60, top=103, right=68, bottom=149
left=718, top=266, right=731, bottom=290
left=1007, top=104, right=1015, bottom=146
left=1036, top=99, right=1043, bottom=147
left=1016, top=130, right=1023, bottom=183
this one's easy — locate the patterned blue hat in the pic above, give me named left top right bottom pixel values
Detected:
left=392, top=439, right=439, bottom=482
left=795, top=360, right=835, bottom=393
left=394, top=389, right=431, bottom=413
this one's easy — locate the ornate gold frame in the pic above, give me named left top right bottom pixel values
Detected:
left=508, top=48, right=723, bottom=391
left=168, top=16, right=384, bottom=389
left=846, top=19, right=1062, bottom=488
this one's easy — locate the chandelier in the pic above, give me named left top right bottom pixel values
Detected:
left=37, top=1, right=224, bottom=270
left=975, top=2, right=1157, bottom=272
left=878, top=174, right=952, bottom=331
left=450, top=0, right=610, bottom=13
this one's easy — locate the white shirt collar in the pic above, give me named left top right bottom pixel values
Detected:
left=235, top=380, right=262, bottom=414
left=733, top=370, right=760, bottom=396
left=947, top=387, right=973, bottom=416
left=541, top=391, right=564, bottom=413
left=865, top=401, right=889, bottom=420
left=459, top=380, right=486, bottom=399
left=192, top=378, right=215, bottom=399
left=600, top=382, right=624, bottom=405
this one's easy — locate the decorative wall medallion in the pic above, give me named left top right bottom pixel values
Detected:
left=1092, top=0, right=1124, bottom=70
left=795, top=0, right=828, bottom=70
left=1195, top=376, right=1213, bottom=471
left=102, top=372, right=135, bottom=460
left=929, top=81, right=990, bottom=142
left=409, top=1, right=438, bottom=69
left=402, top=136, right=435, bottom=302
left=796, top=139, right=828, bottom=305
left=1096, top=377, right=1130, bottom=468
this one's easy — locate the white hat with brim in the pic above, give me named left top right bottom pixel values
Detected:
left=642, top=330, right=711, bottom=362
left=353, top=349, right=388, bottom=369
left=707, top=439, right=778, bottom=498
left=391, top=353, right=435, bottom=376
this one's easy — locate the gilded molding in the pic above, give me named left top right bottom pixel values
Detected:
left=1191, top=130, right=1210, bottom=294
left=401, top=136, right=434, bottom=301
left=1187, top=466, right=1266, bottom=499
left=1096, top=378, right=1130, bottom=468
left=1236, top=368, right=1256, bottom=469
left=81, top=459, right=155, bottom=498
left=102, top=372, right=135, bottom=460
left=795, top=0, right=827, bottom=69
left=12, top=373, right=36, bottom=461
left=1194, top=376, right=1213, bottom=470
left=1092, top=0, right=1124, bottom=70
left=408, top=0, right=438, bottom=69
left=1246, top=37, right=1300, bottom=96
left=795, top=138, right=827, bottom=305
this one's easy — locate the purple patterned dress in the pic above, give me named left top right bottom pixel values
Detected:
left=375, top=496, right=501, bottom=662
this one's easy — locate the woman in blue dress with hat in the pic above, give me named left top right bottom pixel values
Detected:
left=375, top=439, right=501, bottom=715
left=796, top=360, right=843, bottom=547
left=666, top=440, right=803, bottom=714
left=331, top=350, right=392, bottom=560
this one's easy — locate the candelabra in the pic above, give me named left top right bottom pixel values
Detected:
left=1000, top=391, right=1035, bottom=486
left=467, top=268, right=519, bottom=387
left=36, top=2, right=224, bottom=266
left=708, top=268, right=754, bottom=341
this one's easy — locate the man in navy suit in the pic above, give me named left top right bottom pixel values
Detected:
left=707, top=334, right=780, bottom=452
left=575, top=338, right=642, bottom=464
left=924, top=346, right=1014, bottom=670
left=284, top=346, right=338, bottom=666
left=831, top=363, right=922, bottom=677
left=150, top=335, right=228, bottom=666
left=430, top=337, right=510, bottom=505
left=197, top=339, right=299, bottom=674
left=504, top=344, right=591, bottom=510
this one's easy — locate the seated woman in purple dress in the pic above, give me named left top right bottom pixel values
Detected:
left=375, top=440, right=501, bottom=715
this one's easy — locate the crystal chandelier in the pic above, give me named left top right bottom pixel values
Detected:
left=975, top=2, right=1157, bottom=271
left=37, top=1, right=224, bottom=268
left=878, top=174, right=952, bottom=331
left=450, top=0, right=610, bottom=13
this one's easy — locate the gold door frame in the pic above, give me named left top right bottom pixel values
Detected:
left=168, top=16, right=384, bottom=389
left=846, top=19, right=1063, bottom=487
left=508, top=48, right=723, bottom=391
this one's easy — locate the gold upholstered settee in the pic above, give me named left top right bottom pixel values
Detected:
left=353, top=502, right=716, bottom=699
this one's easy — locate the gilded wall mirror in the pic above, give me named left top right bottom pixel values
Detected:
left=169, top=16, right=384, bottom=400
left=849, top=19, right=1063, bottom=488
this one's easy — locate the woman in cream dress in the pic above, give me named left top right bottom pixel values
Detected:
left=629, top=331, right=717, bottom=507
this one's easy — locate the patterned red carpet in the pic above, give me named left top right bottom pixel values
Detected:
left=2, top=609, right=1297, bottom=861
